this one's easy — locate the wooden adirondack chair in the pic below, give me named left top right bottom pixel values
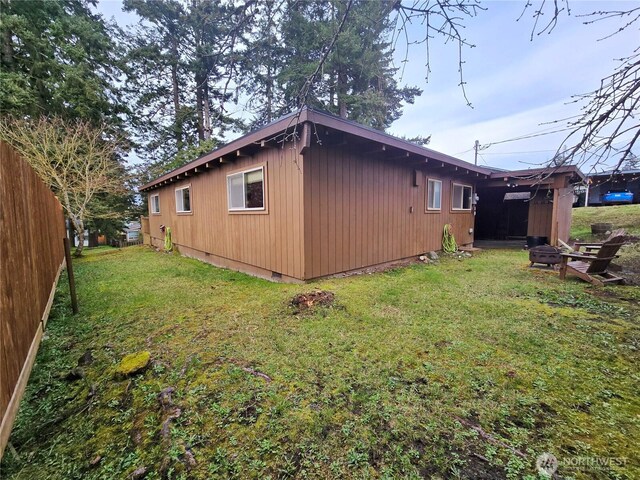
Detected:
left=559, top=235, right=626, bottom=286
left=573, top=229, right=626, bottom=254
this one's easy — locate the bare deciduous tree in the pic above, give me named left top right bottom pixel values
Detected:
left=0, top=117, right=125, bottom=256
left=389, top=0, right=639, bottom=171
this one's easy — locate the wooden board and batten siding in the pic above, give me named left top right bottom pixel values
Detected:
left=147, top=143, right=305, bottom=281
left=1, top=141, right=67, bottom=459
left=142, top=110, right=580, bottom=282
left=527, top=196, right=553, bottom=240
left=527, top=187, right=575, bottom=245
left=147, top=139, right=475, bottom=282
left=303, top=144, right=475, bottom=279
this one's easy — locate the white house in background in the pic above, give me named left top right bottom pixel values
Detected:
left=124, top=221, right=141, bottom=242
left=73, top=229, right=90, bottom=247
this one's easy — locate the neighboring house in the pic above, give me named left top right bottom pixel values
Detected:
left=73, top=229, right=90, bottom=247
left=124, top=221, right=141, bottom=242
left=109, top=221, right=142, bottom=247
left=140, top=108, right=582, bottom=282
left=585, top=169, right=640, bottom=206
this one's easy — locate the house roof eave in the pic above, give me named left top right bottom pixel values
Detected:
left=140, top=108, right=492, bottom=192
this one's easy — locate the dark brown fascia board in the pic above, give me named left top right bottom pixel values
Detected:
left=141, top=108, right=493, bottom=191
left=481, top=179, right=558, bottom=188
left=489, top=165, right=585, bottom=181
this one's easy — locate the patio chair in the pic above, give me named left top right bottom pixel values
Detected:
left=559, top=235, right=626, bottom=286
left=573, top=229, right=626, bottom=254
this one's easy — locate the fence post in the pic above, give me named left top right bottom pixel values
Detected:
left=63, top=237, right=79, bottom=314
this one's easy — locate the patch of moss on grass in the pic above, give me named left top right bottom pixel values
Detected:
left=115, top=351, right=151, bottom=377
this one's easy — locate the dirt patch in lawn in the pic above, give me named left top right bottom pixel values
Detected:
left=290, top=290, right=335, bottom=313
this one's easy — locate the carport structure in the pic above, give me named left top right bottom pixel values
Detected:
left=475, top=166, right=584, bottom=247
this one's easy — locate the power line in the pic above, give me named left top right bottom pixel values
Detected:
left=454, top=147, right=475, bottom=155
left=481, top=149, right=558, bottom=155
left=482, top=126, right=571, bottom=149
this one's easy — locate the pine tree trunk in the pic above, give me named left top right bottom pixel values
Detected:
left=195, top=72, right=205, bottom=141
left=338, top=69, right=347, bottom=118
left=171, top=38, right=183, bottom=150
left=265, top=64, right=273, bottom=122
left=2, top=27, right=13, bottom=66
left=202, top=79, right=211, bottom=140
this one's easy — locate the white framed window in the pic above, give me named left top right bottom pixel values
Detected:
left=175, top=185, right=191, bottom=213
left=150, top=194, right=160, bottom=214
left=227, top=166, right=265, bottom=211
left=452, top=183, right=472, bottom=210
left=426, top=179, right=442, bottom=211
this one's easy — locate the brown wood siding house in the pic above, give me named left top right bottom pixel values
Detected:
left=141, top=108, right=582, bottom=282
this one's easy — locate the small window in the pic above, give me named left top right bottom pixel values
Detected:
left=150, top=194, right=160, bottom=214
left=427, top=179, right=442, bottom=211
left=452, top=183, right=472, bottom=210
left=227, top=167, right=265, bottom=211
left=127, top=230, right=140, bottom=241
left=175, top=186, right=191, bottom=213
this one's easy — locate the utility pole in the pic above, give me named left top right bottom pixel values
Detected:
left=474, top=140, right=479, bottom=166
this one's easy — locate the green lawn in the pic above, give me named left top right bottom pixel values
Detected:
left=1, top=246, right=639, bottom=479
left=571, top=205, right=640, bottom=285
left=571, top=205, right=640, bottom=240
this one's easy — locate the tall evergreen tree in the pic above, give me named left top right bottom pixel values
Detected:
left=0, top=0, right=126, bottom=126
left=123, top=0, right=256, bottom=177
left=242, top=0, right=289, bottom=128
left=1, top=1, right=135, bottom=246
left=277, top=0, right=421, bottom=130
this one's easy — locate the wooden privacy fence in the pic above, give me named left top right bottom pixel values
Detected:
left=0, top=141, right=67, bottom=458
left=141, top=215, right=151, bottom=245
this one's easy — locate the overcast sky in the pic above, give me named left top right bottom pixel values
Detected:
left=96, top=0, right=639, bottom=172
left=387, top=1, right=640, bottom=172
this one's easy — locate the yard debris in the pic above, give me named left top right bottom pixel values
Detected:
left=160, top=407, right=182, bottom=440
left=242, top=366, right=272, bottom=383
left=454, top=416, right=527, bottom=459
left=158, top=386, right=176, bottom=410
left=179, top=354, right=196, bottom=378
left=183, top=448, right=197, bottom=468
left=130, top=466, right=148, bottom=479
left=115, top=351, right=151, bottom=378
left=89, top=455, right=102, bottom=467
left=157, top=386, right=181, bottom=445
left=208, top=357, right=273, bottom=382
left=290, top=290, right=335, bottom=313
left=418, top=255, right=434, bottom=264
left=428, top=251, right=439, bottom=261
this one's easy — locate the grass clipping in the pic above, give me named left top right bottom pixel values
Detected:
left=442, top=224, right=458, bottom=253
